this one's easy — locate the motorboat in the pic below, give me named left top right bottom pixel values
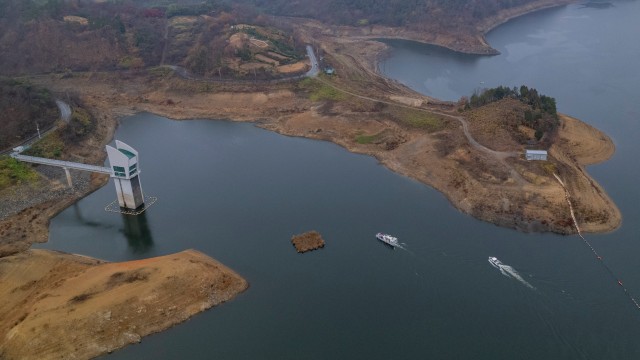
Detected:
left=488, top=256, right=503, bottom=269
left=376, top=233, right=400, bottom=248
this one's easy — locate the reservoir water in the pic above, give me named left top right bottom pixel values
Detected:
left=37, top=2, right=640, bottom=359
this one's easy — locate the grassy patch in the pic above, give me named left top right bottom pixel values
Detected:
left=299, top=78, right=348, bottom=102
left=393, top=108, right=446, bottom=132
left=23, top=131, right=65, bottom=159
left=541, top=162, right=557, bottom=175
left=355, top=133, right=381, bottom=144
left=68, top=292, right=95, bottom=304
left=0, top=156, right=38, bottom=190
left=148, top=66, right=175, bottom=78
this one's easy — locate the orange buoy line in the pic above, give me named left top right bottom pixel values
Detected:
left=554, top=174, right=640, bottom=311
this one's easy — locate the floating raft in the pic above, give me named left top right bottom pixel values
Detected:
left=291, top=231, right=325, bottom=253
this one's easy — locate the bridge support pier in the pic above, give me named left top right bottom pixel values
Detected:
left=10, top=140, right=148, bottom=212
left=63, top=167, right=72, bottom=188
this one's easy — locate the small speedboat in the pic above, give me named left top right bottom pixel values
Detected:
left=376, top=233, right=400, bottom=248
left=488, top=256, right=503, bottom=269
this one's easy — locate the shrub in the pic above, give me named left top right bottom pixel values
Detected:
left=299, top=78, right=347, bottom=101
left=65, top=108, right=95, bottom=140
left=356, top=133, right=380, bottom=144
left=23, top=132, right=65, bottom=158
left=0, top=156, right=38, bottom=190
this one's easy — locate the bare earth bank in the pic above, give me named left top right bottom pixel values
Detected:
left=0, top=249, right=247, bottom=360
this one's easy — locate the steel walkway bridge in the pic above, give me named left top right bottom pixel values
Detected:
left=10, top=153, right=112, bottom=174
left=10, top=152, right=112, bottom=187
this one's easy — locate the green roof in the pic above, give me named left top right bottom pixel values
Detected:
left=119, top=148, right=135, bottom=159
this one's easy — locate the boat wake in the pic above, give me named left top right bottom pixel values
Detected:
left=489, top=257, right=535, bottom=290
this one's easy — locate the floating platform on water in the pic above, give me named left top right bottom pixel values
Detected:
left=291, top=231, right=325, bottom=253
left=105, top=195, right=158, bottom=215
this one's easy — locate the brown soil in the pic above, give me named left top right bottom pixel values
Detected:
left=277, top=61, right=308, bottom=74
left=464, top=98, right=530, bottom=152
left=548, top=114, right=619, bottom=232
left=229, top=32, right=249, bottom=49
left=0, top=249, right=247, bottom=360
left=255, top=53, right=279, bottom=65
left=291, top=231, right=325, bottom=253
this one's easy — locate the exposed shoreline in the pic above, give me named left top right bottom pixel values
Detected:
left=0, top=249, right=248, bottom=360
left=477, top=0, right=577, bottom=38
left=295, top=0, right=578, bottom=55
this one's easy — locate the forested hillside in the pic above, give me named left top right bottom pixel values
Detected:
left=0, top=79, right=58, bottom=151
left=0, top=0, right=305, bottom=76
left=464, top=85, right=559, bottom=143
left=0, top=0, right=565, bottom=75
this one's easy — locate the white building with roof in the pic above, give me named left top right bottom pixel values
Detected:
left=106, top=140, right=144, bottom=209
left=525, top=149, right=548, bottom=161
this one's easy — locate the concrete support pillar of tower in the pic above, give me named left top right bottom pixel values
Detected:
left=63, top=167, right=72, bottom=188
left=106, top=140, right=145, bottom=210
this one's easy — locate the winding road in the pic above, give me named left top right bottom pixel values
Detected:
left=304, top=45, right=320, bottom=77
left=1, top=100, right=72, bottom=155
left=55, top=100, right=72, bottom=123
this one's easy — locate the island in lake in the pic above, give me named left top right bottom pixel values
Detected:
left=0, top=0, right=620, bottom=358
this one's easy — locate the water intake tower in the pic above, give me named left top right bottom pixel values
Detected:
left=106, top=140, right=144, bottom=210
left=11, top=139, right=155, bottom=215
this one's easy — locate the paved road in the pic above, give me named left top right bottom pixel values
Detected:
left=1, top=99, right=71, bottom=155
left=305, top=45, right=320, bottom=77
left=55, top=100, right=72, bottom=122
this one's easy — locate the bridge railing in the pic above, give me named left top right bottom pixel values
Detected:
left=10, top=153, right=112, bottom=175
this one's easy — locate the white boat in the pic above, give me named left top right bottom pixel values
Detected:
left=488, top=256, right=503, bottom=269
left=376, top=233, right=400, bottom=248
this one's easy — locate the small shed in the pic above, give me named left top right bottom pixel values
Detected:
left=525, top=149, right=548, bottom=161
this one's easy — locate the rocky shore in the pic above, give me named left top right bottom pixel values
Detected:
left=0, top=166, right=92, bottom=219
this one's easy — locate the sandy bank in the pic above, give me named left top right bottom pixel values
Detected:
left=0, top=249, right=247, bottom=360
left=549, top=115, right=620, bottom=233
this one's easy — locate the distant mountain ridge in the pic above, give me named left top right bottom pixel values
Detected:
left=242, top=0, right=548, bottom=28
left=0, top=0, right=573, bottom=75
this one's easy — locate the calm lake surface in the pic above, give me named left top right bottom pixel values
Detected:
left=37, top=2, right=640, bottom=359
